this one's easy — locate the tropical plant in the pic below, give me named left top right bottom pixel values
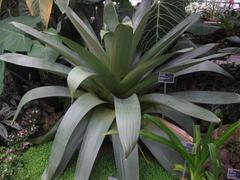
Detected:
left=141, top=114, right=240, bottom=180
left=139, top=0, right=186, bottom=51
left=0, top=0, right=240, bottom=179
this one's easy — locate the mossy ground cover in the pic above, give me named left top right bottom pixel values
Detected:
left=14, top=141, right=175, bottom=180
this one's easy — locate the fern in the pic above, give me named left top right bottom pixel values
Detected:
left=140, top=0, right=186, bottom=52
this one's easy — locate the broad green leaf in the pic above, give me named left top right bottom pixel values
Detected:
left=140, top=13, right=200, bottom=62
left=114, top=94, right=141, bottom=157
left=112, top=134, right=139, bottom=180
left=0, top=123, right=8, bottom=140
left=141, top=93, right=221, bottom=123
left=170, top=91, right=240, bottom=105
left=103, top=0, right=119, bottom=32
left=175, top=61, right=233, bottom=78
left=28, top=40, right=59, bottom=62
left=109, top=24, right=133, bottom=79
left=139, top=0, right=186, bottom=52
left=0, top=0, right=2, bottom=8
left=67, top=66, right=95, bottom=100
left=75, top=107, right=115, bottom=180
left=39, top=0, right=53, bottom=29
left=0, top=16, right=40, bottom=52
left=12, top=86, right=83, bottom=121
left=11, top=22, right=82, bottom=66
left=55, top=0, right=107, bottom=62
left=0, top=53, right=71, bottom=77
left=42, top=93, right=104, bottom=179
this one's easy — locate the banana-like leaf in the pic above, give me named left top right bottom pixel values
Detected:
left=0, top=16, right=40, bottom=52
left=140, top=13, right=200, bottom=62
left=140, top=124, right=183, bottom=174
left=75, top=107, right=115, bottom=180
left=141, top=93, right=221, bottom=123
left=55, top=0, right=107, bottom=62
left=140, top=0, right=186, bottom=52
left=10, top=22, right=82, bottom=66
left=12, top=86, right=83, bottom=121
left=132, top=0, right=151, bottom=50
left=108, top=24, right=133, bottom=79
left=112, top=134, right=139, bottom=180
left=175, top=61, right=233, bottom=78
left=114, top=94, right=141, bottom=157
left=42, top=93, right=104, bottom=179
left=39, top=0, right=53, bottom=29
left=170, top=91, right=240, bottom=105
left=28, top=40, right=59, bottom=63
left=67, top=66, right=95, bottom=100
left=146, top=105, right=194, bottom=135
left=0, top=53, right=71, bottom=77
left=103, top=0, right=119, bottom=32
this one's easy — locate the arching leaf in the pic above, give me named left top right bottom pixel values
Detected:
left=141, top=93, right=221, bottom=123
left=114, top=94, right=141, bottom=157
left=42, top=93, right=105, bottom=179
left=75, top=107, right=115, bottom=180
left=67, top=66, right=95, bottom=99
left=11, top=86, right=84, bottom=121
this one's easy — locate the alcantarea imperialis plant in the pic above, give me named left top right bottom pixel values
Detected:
left=1, top=0, right=240, bottom=179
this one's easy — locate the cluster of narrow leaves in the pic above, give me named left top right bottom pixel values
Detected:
left=0, top=0, right=240, bottom=180
left=141, top=114, right=240, bottom=180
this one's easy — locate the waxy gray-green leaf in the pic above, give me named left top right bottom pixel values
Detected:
left=43, top=93, right=104, bottom=179
left=114, top=94, right=141, bottom=157
left=75, top=107, right=115, bottom=180
left=170, top=91, right=240, bottom=105
left=141, top=93, right=221, bottom=123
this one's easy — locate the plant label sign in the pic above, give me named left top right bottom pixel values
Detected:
left=182, top=141, right=194, bottom=154
left=108, top=177, right=118, bottom=180
left=227, top=168, right=240, bottom=180
left=158, top=72, right=175, bottom=83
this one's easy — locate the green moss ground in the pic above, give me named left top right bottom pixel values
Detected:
left=15, top=142, right=175, bottom=180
